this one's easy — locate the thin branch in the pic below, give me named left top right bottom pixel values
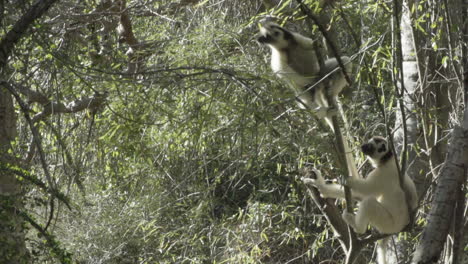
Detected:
left=392, top=0, right=408, bottom=180
left=13, top=82, right=107, bottom=121
left=0, top=0, right=59, bottom=67
left=296, top=0, right=352, bottom=86
left=31, top=92, right=107, bottom=123
left=16, top=209, right=72, bottom=263
left=442, top=0, right=463, bottom=89
left=296, top=3, right=362, bottom=262
left=43, top=120, right=85, bottom=193
left=296, top=1, right=355, bottom=210
left=143, top=6, right=179, bottom=24
left=302, top=169, right=350, bottom=249
left=0, top=163, right=71, bottom=210
left=2, top=81, right=55, bottom=189
left=2, top=81, right=107, bottom=188
left=297, top=0, right=355, bottom=216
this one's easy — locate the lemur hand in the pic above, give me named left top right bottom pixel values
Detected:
left=302, top=168, right=326, bottom=187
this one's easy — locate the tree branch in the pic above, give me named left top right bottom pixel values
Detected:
left=1, top=81, right=55, bottom=189
left=297, top=0, right=358, bottom=247
left=302, top=168, right=394, bottom=264
left=0, top=0, right=59, bottom=67
left=15, top=84, right=49, bottom=104
left=412, top=125, right=468, bottom=263
left=2, top=81, right=107, bottom=177
left=31, top=92, right=108, bottom=123
left=114, top=0, right=148, bottom=74
left=12, top=81, right=107, bottom=123
left=302, top=168, right=350, bottom=249
left=295, top=0, right=352, bottom=85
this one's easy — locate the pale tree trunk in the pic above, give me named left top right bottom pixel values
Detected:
left=388, top=0, right=425, bottom=263
left=0, top=0, right=59, bottom=262
left=393, top=0, right=426, bottom=202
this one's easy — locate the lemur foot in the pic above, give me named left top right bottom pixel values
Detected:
left=314, top=106, right=338, bottom=119
left=314, top=107, right=329, bottom=119
left=326, top=107, right=338, bottom=118
left=342, top=212, right=365, bottom=234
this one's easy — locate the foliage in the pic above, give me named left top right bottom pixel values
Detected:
left=1, top=0, right=465, bottom=263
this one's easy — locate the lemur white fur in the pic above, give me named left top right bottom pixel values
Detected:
left=256, top=22, right=352, bottom=124
left=257, top=22, right=358, bottom=179
left=303, top=136, right=418, bottom=264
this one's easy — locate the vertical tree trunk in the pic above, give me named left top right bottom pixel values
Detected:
left=411, top=124, right=468, bottom=263
left=0, top=0, right=59, bottom=262
left=412, top=0, right=468, bottom=262
left=393, top=0, right=426, bottom=198
left=0, top=88, right=29, bottom=263
left=388, top=0, right=424, bottom=263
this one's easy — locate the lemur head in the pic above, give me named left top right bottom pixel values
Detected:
left=257, top=22, right=294, bottom=50
left=361, top=136, right=393, bottom=166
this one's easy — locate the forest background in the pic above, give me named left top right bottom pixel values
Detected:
left=0, top=0, right=467, bottom=263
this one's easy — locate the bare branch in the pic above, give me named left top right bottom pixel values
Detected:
left=12, top=82, right=108, bottom=123
left=31, top=92, right=107, bottom=123
left=1, top=81, right=55, bottom=189
left=302, top=168, right=350, bottom=249
left=3, top=81, right=107, bottom=169
left=295, top=0, right=352, bottom=85
left=114, top=0, right=149, bottom=74
left=0, top=0, right=59, bottom=67
left=15, top=84, right=49, bottom=104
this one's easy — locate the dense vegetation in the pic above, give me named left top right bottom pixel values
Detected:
left=0, top=0, right=466, bottom=263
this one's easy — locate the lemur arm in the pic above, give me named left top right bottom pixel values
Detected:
left=292, top=32, right=314, bottom=49
left=302, top=168, right=365, bottom=200
left=346, top=177, right=380, bottom=197
left=317, top=183, right=346, bottom=199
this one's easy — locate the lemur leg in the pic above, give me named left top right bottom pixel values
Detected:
left=311, top=85, right=338, bottom=130
left=313, top=106, right=330, bottom=119
left=342, top=197, right=393, bottom=234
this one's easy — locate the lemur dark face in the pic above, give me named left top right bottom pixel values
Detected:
left=257, top=22, right=293, bottom=49
left=361, top=136, right=390, bottom=161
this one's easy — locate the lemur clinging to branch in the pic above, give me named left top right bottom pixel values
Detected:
left=256, top=21, right=357, bottom=179
left=256, top=21, right=352, bottom=128
left=303, top=136, right=418, bottom=264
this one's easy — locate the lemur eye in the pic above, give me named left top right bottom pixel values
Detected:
left=274, top=31, right=280, bottom=37
left=377, top=144, right=386, bottom=153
